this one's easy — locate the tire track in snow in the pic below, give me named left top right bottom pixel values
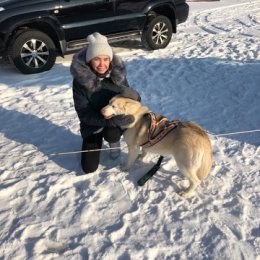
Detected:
left=186, top=1, right=260, bottom=37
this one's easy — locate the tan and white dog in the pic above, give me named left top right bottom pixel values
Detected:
left=101, top=97, right=212, bottom=197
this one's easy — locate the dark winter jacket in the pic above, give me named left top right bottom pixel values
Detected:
left=70, top=47, right=140, bottom=138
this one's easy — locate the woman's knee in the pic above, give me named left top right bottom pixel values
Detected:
left=81, top=134, right=102, bottom=173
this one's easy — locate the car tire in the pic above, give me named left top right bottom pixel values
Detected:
left=142, top=15, right=173, bottom=50
left=8, top=30, right=57, bottom=74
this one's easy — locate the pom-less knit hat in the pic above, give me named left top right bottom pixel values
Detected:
left=86, top=32, right=113, bottom=62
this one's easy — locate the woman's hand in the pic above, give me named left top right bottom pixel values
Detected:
left=106, top=115, right=134, bottom=127
left=118, top=85, right=141, bottom=101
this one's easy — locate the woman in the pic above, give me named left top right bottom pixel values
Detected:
left=70, top=32, right=140, bottom=174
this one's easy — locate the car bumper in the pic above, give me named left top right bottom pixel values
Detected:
left=176, top=3, right=189, bottom=24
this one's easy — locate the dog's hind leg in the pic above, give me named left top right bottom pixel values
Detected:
left=179, top=169, right=201, bottom=198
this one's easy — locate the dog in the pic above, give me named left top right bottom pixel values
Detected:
left=101, top=97, right=212, bottom=197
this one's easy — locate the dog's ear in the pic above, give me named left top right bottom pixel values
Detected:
left=123, top=101, right=140, bottom=113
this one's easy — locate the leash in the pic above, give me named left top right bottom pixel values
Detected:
left=47, top=128, right=260, bottom=156
left=49, top=146, right=123, bottom=156
left=137, top=156, right=164, bottom=186
left=1, top=128, right=257, bottom=157
left=210, top=129, right=260, bottom=137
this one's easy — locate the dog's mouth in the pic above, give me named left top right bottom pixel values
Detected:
left=104, top=114, right=114, bottom=119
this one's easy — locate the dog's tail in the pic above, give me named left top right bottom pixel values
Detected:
left=197, top=131, right=212, bottom=180
left=184, top=121, right=212, bottom=180
left=197, top=145, right=212, bottom=180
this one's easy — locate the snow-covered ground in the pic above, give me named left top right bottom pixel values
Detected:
left=0, top=1, right=260, bottom=259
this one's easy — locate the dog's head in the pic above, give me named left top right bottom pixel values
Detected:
left=101, top=96, right=140, bottom=119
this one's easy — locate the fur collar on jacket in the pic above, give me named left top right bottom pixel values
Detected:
left=70, top=47, right=127, bottom=92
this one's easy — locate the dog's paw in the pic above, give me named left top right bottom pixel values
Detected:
left=178, top=190, right=194, bottom=199
left=138, top=154, right=150, bottom=163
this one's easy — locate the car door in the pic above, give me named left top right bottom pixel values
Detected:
left=114, top=0, right=147, bottom=31
left=57, top=0, right=116, bottom=41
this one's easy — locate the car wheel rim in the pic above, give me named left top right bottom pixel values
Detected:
left=20, top=39, right=49, bottom=68
left=152, top=22, right=169, bottom=45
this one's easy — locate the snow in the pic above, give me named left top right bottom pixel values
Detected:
left=0, top=0, right=260, bottom=259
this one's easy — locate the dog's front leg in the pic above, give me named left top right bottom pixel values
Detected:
left=138, top=149, right=149, bottom=162
left=121, top=145, right=140, bottom=171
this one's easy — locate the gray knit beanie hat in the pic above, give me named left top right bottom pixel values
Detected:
left=86, top=32, right=113, bottom=62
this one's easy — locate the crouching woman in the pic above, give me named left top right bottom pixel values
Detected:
left=70, top=32, right=140, bottom=174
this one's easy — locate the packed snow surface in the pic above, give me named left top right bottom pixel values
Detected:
left=0, top=1, right=259, bottom=259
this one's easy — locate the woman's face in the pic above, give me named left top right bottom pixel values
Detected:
left=90, top=55, right=110, bottom=74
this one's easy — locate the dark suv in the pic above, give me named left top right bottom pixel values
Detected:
left=0, top=0, right=189, bottom=74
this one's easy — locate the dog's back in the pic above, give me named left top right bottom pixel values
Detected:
left=182, top=121, right=208, bottom=138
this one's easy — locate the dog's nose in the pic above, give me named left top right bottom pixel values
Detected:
left=100, top=107, right=106, bottom=115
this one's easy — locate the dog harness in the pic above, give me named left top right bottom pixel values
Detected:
left=141, top=112, right=180, bottom=149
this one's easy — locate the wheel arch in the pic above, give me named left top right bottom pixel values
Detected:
left=146, top=4, right=177, bottom=33
left=6, top=17, right=65, bottom=56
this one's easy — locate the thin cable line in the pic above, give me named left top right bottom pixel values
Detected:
left=0, top=129, right=259, bottom=157
left=49, top=146, right=124, bottom=156
left=210, top=129, right=260, bottom=137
